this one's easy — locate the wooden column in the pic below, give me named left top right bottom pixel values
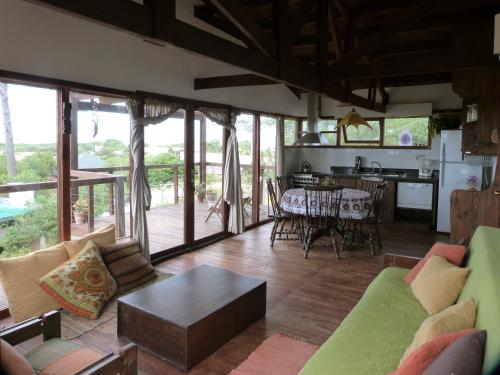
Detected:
left=184, top=107, right=195, bottom=244
left=57, top=89, right=72, bottom=242
left=252, top=114, right=261, bottom=224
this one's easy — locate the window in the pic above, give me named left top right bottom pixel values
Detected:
left=319, top=119, right=338, bottom=145
left=235, top=113, right=255, bottom=225
left=383, top=117, right=430, bottom=147
left=341, top=119, right=381, bottom=146
left=284, top=118, right=298, bottom=146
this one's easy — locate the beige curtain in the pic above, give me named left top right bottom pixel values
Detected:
left=199, top=107, right=244, bottom=234
left=129, top=98, right=182, bottom=260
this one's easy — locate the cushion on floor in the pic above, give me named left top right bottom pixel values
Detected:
left=100, top=240, right=157, bottom=293
left=230, top=333, right=318, bottom=375
left=39, top=241, right=117, bottom=319
left=0, top=244, right=68, bottom=322
left=299, top=267, right=428, bottom=375
left=63, top=224, right=116, bottom=258
left=24, top=338, right=102, bottom=375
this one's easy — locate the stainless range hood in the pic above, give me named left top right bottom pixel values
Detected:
left=295, top=93, right=329, bottom=146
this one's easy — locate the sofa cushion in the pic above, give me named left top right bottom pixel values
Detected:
left=0, top=339, right=35, bottom=375
left=402, top=298, right=476, bottom=361
left=422, top=330, right=486, bottom=375
left=411, top=256, right=469, bottom=314
left=458, top=226, right=500, bottom=374
left=299, top=267, right=428, bottom=375
left=390, top=329, right=476, bottom=375
left=25, top=338, right=102, bottom=375
left=39, top=241, right=117, bottom=319
left=63, top=224, right=116, bottom=258
left=100, top=240, right=157, bottom=293
left=405, top=243, right=466, bottom=284
left=0, top=244, right=68, bottom=322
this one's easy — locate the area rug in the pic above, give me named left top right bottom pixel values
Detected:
left=61, top=271, right=173, bottom=339
left=229, top=333, right=318, bottom=375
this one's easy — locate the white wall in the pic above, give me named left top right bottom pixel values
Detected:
left=285, top=136, right=441, bottom=174
left=0, top=0, right=302, bottom=115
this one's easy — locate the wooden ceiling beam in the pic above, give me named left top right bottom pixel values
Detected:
left=208, top=0, right=276, bottom=56
left=287, top=0, right=317, bottom=53
left=329, top=53, right=500, bottom=81
left=332, top=0, right=451, bottom=66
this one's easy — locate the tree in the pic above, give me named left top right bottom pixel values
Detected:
left=0, top=82, right=16, bottom=177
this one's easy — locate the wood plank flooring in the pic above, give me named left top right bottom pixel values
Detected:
left=2, top=222, right=447, bottom=374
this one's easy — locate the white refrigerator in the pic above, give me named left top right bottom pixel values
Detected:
left=437, top=130, right=485, bottom=233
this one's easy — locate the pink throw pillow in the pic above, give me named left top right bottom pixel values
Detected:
left=389, top=329, right=476, bottom=375
left=405, top=243, right=466, bottom=284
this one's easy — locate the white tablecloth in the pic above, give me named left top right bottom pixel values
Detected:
left=281, top=188, right=372, bottom=220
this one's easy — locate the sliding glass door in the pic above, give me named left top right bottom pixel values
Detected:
left=259, top=115, right=277, bottom=221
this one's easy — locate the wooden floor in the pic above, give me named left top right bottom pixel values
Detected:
left=2, top=221, right=447, bottom=374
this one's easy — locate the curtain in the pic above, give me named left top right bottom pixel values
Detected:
left=128, top=98, right=182, bottom=260
left=199, top=107, right=244, bottom=234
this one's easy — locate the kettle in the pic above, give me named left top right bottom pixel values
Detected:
left=301, top=161, right=312, bottom=173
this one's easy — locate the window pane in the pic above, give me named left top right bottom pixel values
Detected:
left=0, top=83, right=59, bottom=259
left=70, top=93, right=131, bottom=243
left=235, top=114, right=254, bottom=225
left=144, top=110, right=185, bottom=253
left=384, top=117, right=430, bottom=147
left=319, top=119, right=337, bottom=145
left=341, top=120, right=381, bottom=145
left=194, top=113, right=224, bottom=240
left=260, top=116, right=276, bottom=221
left=284, top=118, right=297, bottom=145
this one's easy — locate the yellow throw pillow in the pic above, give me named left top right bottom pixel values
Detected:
left=63, top=224, right=116, bottom=258
left=401, top=298, right=476, bottom=362
left=0, top=244, right=68, bottom=322
left=411, top=255, right=470, bottom=314
left=39, top=241, right=117, bottom=320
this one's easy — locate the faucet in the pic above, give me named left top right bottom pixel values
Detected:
left=370, top=161, right=382, bottom=174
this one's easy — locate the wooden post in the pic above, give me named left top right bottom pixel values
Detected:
left=114, top=176, right=126, bottom=238
left=173, top=167, right=179, bottom=203
left=109, top=172, right=115, bottom=215
left=87, top=184, right=94, bottom=232
left=57, top=89, right=72, bottom=242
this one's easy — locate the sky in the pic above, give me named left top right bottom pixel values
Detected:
left=0, top=83, right=278, bottom=152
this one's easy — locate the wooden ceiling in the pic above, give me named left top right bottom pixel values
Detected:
left=27, top=0, right=500, bottom=111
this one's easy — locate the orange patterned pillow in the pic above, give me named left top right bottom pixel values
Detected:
left=39, top=241, right=117, bottom=319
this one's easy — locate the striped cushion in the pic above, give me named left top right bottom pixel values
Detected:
left=100, top=240, right=157, bottom=293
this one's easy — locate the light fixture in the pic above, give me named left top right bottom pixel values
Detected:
left=337, top=108, right=372, bottom=129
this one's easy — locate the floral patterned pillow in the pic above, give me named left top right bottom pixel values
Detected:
left=39, top=240, right=117, bottom=319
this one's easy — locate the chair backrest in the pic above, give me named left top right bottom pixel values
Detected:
left=276, top=175, right=294, bottom=195
left=304, top=186, right=343, bottom=227
left=368, top=182, right=387, bottom=220
left=359, top=177, right=384, bottom=196
left=266, top=178, right=281, bottom=217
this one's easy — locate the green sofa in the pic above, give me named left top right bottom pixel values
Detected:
left=300, top=226, right=500, bottom=375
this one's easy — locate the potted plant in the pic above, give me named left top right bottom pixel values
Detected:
left=195, top=184, right=206, bottom=203
left=429, top=113, right=462, bottom=137
left=73, top=199, right=88, bottom=224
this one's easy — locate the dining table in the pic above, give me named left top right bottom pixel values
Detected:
left=280, top=187, right=372, bottom=220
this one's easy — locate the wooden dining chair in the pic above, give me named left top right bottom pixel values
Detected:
left=266, top=179, right=302, bottom=247
left=276, top=175, right=294, bottom=195
left=303, top=186, right=343, bottom=259
left=341, top=182, right=387, bottom=255
left=359, top=176, right=384, bottom=195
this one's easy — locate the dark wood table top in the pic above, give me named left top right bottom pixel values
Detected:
left=118, top=264, right=266, bottom=328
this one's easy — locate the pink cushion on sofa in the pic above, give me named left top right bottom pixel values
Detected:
left=405, top=243, right=466, bottom=284
left=389, top=329, right=476, bottom=375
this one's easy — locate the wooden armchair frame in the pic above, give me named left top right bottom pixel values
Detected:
left=0, top=310, right=137, bottom=375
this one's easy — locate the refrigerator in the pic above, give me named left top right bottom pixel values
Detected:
left=437, top=130, right=486, bottom=233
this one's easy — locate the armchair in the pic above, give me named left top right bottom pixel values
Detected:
left=0, top=310, right=137, bottom=375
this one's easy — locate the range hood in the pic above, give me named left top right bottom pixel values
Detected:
left=295, top=93, right=329, bottom=146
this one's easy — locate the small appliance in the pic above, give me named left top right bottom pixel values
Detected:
left=301, top=161, right=312, bottom=173
left=416, top=156, right=433, bottom=178
left=354, top=156, right=362, bottom=174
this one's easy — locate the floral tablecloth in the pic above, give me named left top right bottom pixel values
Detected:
left=280, top=188, right=372, bottom=220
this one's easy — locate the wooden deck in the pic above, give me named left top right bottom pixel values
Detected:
left=1, top=222, right=447, bottom=374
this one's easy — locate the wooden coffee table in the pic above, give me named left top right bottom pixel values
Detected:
left=117, top=265, right=266, bottom=370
